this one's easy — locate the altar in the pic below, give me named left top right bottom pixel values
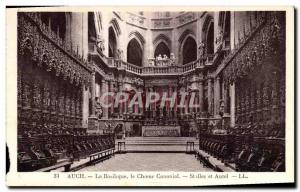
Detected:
left=142, top=126, right=181, bottom=137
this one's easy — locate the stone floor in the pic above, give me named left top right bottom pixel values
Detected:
left=80, top=153, right=213, bottom=172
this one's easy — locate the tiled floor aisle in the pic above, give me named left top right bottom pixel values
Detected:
left=80, top=153, right=213, bottom=171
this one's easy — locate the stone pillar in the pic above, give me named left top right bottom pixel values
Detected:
left=230, top=83, right=236, bottom=128
left=70, top=13, right=88, bottom=60
left=214, top=76, right=221, bottom=117
left=101, top=79, right=108, bottom=118
left=167, top=86, right=171, bottom=115
left=174, top=86, right=178, bottom=118
left=88, top=71, right=98, bottom=133
left=109, top=81, right=114, bottom=117
left=82, top=85, right=89, bottom=128
left=119, top=83, right=123, bottom=115
left=199, top=80, right=204, bottom=113
left=224, top=84, right=230, bottom=114
left=184, top=87, right=188, bottom=115
left=101, top=13, right=109, bottom=57
left=91, top=71, right=96, bottom=116
left=207, top=78, right=213, bottom=115
left=138, top=87, right=143, bottom=115
left=230, top=11, right=235, bottom=50
left=82, top=12, right=89, bottom=60
left=134, top=86, right=139, bottom=114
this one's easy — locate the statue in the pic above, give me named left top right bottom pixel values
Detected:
left=156, top=54, right=162, bottom=66
left=148, top=58, right=155, bottom=66
left=163, top=54, right=168, bottom=66
left=95, top=97, right=103, bottom=119
left=116, top=49, right=124, bottom=60
left=198, top=41, right=205, bottom=57
left=96, top=35, right=105, bottom=54
left=215, top=29, right=223, bottom=45
left=170, top=53, right=175, bottom=65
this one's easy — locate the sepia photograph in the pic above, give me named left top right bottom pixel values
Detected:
left=5, top=6, right=295, bottom=187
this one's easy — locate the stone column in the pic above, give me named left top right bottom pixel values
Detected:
left=101, top=79, right=108, bottom=118
left=153, top=87, right=156, bottom=118
left=138, top=87, right=143, bottom=115
left=128, top=86, right=133, bottom=114
left=119, top=83, right=123, bottom=115
left=214, top=76, right=221, bottom=117
left=230, top=83, right=236, bottom=128
left=224, top=84, right=230, bottom=114
left=185, top=87, right=188, bottom=115
left=207, top=78, right=213, bottom=115
left=101, top=13, right=109, bottom=57
left=167, top=86, right=171, bottom=116
left=109, top=81, right=114, bottom=117
left=199, top=80, right=204, bottom=113
left=91, top=71, right=96, bottom=116
left=174, top=86, right=178, bottom=118
left=82, top=85, right=89, bottom=128
left=70, top=13, right=88, bottom=60
left=134, top=86, right=138, bottom=114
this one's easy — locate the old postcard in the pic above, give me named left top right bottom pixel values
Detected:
left=6, top=6, right=294, bottom=186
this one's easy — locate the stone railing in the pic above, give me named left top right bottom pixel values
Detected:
left=107, top=58, right=142, bottom=74
left=142, top=65, right=182, bottom=75
left=102, top=56, right=212, bottom=75
left=147, top=58, right=175, bottom=67
left=123, top=61, right=143, bottom=74
left=182, top=59, right=204, bottom=73
left=205, top=54, right=214, bottom=65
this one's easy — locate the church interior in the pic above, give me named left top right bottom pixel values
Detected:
left=17, top=10, right=286, bottom=172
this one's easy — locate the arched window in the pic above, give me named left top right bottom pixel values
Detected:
left=206, top=23, right=214, bottom=54
left=182, top=37, right=197, bottom=65
left=41, top=12, right=66, bottom=39
left=108, top=27, right=117, bottom=57
left=154, top=42, right=170, bottom=58
left=127, top=39, right=143, bottom=66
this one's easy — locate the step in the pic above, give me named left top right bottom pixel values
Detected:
left=124, top=137, right=197, bottom=140
left=115, top=137, right=199, bottom=152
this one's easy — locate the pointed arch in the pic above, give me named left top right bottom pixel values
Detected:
left=127, top=38, right=143, bottom=66
left=206, top=22, right=214, bottom=54
left=128, top=31, right=145, bottom=45
left=201, top=14, right=214, bottom=55
left=154, top=42, right=170, bottom=58
left=202, top=14, right=213, bottom=32
left=153, top=34, right=171, bottom=48
left=108, top=26, right=117, bottom=57
left=182, top=36, right=197, bottom=65
left=109, top=18, right=121, bottom=36
left=108, top=18, right=121, bottom=58
left=178, top=29, right=197, bottom=64
left=178, top=29, right=195, bottom=45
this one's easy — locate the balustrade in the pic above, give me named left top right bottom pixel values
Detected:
left=101, top=57, right=209, bottom=75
